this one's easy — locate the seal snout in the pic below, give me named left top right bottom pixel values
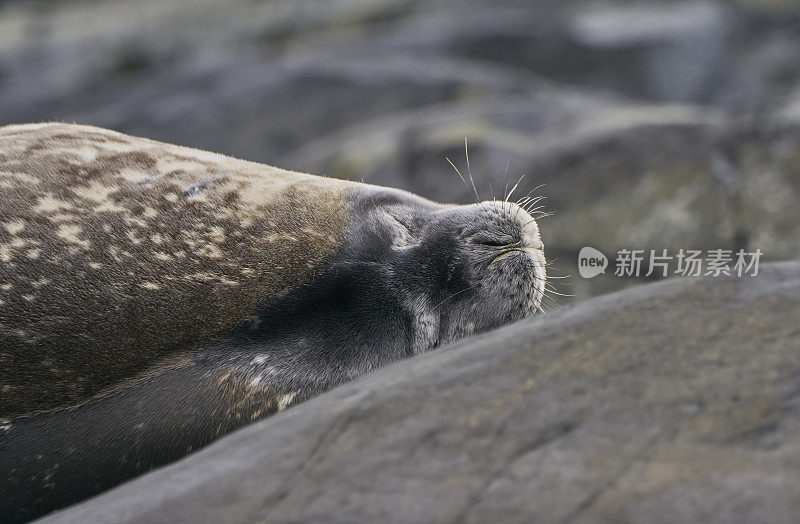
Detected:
left=467, top=200, right=547, bottom=316
left=472, top=200, right=544, bottom=252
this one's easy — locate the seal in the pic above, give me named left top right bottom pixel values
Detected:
left=0, top=123, right=547, bottom=522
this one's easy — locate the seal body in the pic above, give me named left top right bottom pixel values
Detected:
left=0, top=123, right=546, bottom=522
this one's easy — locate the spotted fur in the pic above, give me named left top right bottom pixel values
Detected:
left=0, top=123, right=349, bottom=417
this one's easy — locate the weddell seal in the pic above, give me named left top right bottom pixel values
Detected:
left=0, top=123, right=547, bottom=522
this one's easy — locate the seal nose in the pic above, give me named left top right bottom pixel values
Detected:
left=478, top=200, right=544, bottom=251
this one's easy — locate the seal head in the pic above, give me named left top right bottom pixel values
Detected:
left=349, top=190, right=546, bottom=348
left=227, top=188, right=547, bottom=393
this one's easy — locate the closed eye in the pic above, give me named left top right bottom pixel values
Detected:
left=473, top=236, right=518, bottom=248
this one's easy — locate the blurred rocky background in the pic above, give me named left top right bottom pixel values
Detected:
left=1, top=0, right=799, bottom=302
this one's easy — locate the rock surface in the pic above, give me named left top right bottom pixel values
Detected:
left=40, top=262, right=800, bottom=523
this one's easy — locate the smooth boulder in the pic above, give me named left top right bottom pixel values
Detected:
left=40, top=262, right=800, bottom=523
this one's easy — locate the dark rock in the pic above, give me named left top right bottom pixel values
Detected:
left=40, top=262, right=800, bottom=523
